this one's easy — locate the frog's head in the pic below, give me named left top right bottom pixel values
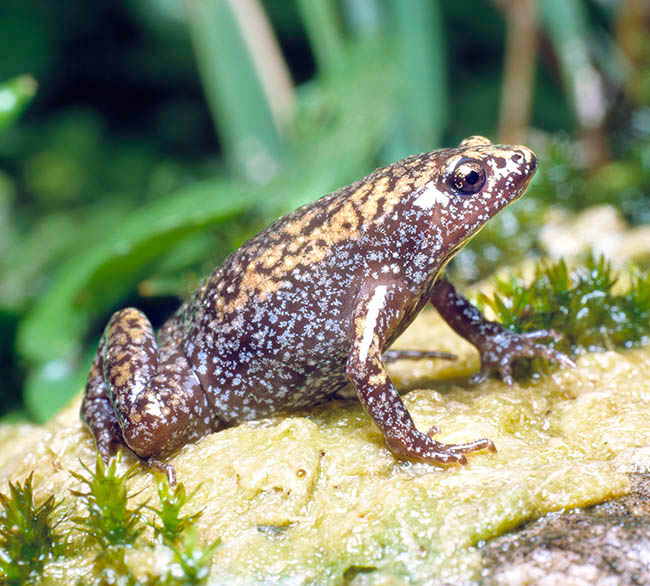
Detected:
left=412, top=135, right=537, bottom=264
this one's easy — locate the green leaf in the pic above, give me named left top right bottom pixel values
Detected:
left=539, top=0, right=603, bottom=128
left=17, top=178, right=255, bottom=420
left=384, top=0, right=447, bottom=160
left=263, top=41, right=399, bottom=215
left=0, top=201, right=131, bottom=313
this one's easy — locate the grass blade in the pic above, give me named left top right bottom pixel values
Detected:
left=184, top=0, right=284, bottom=181
left=295, top=0, right=345, bottom=74
left=384, top=0, right=447, bottom=160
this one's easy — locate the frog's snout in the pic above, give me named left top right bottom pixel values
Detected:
left=504, top=146, right=537, bottom=198
left=513, top=146, right=537, bottom=173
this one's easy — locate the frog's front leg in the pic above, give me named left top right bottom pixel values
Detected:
left=80, top=308, right=221, bottom=483
left=429, top=278, right=576, bottom=385
left=346, top=284, right=495, bottom=465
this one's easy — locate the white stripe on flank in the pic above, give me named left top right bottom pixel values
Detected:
left=359, top=285, right=388, bottom=362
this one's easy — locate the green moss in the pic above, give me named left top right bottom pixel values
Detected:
left=479, top=256, right=650, bottom=378
left=0, top=473, right=64, bottom=585
left=160, top=528, right=220, bottom=586
left=91, top=546, right=140, bottom=586
left=70, top=451, right=144, bottom=549
left=148, top=475, right=202, bottom=546
left=67, top=454, right=217, bottom=584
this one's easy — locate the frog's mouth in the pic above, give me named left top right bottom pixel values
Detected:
left=510, top=180, right=534, bottom=203
left=438, top=240, right=468, bottom=274
left=512, top=153, right=538, bottom=200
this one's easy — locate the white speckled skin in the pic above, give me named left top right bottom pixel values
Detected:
left=81, top=136, right=574, bottom=482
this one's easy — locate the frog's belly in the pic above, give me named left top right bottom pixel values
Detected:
left=185, top=296, right=353, bottom=422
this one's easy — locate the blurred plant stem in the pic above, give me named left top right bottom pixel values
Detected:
left=295, top=0, right=345, bottom=75
left=539, top=0, right=610, bottom=166
left=383, top=0, right=446, bottom=161
left=342, top=0, right=383, bottom=37
left=495, top=0, right=538, bottom=144
left=615, top=0, right=650, bottom=105
left=227, top=0, right=295, bottom=131
left=184, top=0, right=290, bottom=183
left=0, top=75, right=37, bottom=132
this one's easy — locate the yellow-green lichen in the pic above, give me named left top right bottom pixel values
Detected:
left=2, top=333, right=649, bottom=583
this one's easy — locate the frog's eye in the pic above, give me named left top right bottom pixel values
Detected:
left=451, top=160, right=486, bottom=195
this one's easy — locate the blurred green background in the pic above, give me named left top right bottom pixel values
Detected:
left=0, top=0, right=648, bottom=422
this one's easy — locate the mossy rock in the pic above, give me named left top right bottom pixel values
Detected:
left=2, top=307, right=650, bottom=584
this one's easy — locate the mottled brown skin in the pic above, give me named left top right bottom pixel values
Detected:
left=81, top=136, right=574, bottom=483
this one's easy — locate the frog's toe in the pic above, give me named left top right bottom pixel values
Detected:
left=382, top=349, right=456, bottom=363
left=423, top=435, right=496, bottom=464
left=498, top=363, right=514, bottom=386
left=446, top=436, right=497, bottom=456
left=469, top=365, right=490, bottom=385
left=546, top=347, right=577, bottom=368
left=425, top=449, right=468, bottom=465
left=425, top=425, right=440, bottom=437
left=147, top=457, right=177, bottom=486
left=522, top=340, right=577, bottom=369
left=519, top=328, right=562, bottom=342
left=456, top=454, right=468, bottom=466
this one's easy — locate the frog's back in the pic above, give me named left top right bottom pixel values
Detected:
left=206, top=150, right=442, bottom=312
left=177, top=152, right=443, bottom=420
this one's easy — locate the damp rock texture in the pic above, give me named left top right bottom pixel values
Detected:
left=480, top=473, right=650, bottom=586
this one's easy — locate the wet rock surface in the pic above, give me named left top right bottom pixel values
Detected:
left=480, top=473, right=650, bottom=585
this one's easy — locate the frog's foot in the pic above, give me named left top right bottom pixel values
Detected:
left=386, top=428, right=496, bottom=466
left=146, top=457, right=177, bottom=486
left=382, top=349, right=456, bottom=363
left=471, top=328, right=577, bottom=385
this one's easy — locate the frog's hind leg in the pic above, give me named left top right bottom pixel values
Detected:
left=84, top=308, right=221, bottom=482
left=382, top=350, right=456, bottom=363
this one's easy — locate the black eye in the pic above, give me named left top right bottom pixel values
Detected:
left=466, top=170, right=480, bottom=185
left=451, top=160, right=486, bottom=195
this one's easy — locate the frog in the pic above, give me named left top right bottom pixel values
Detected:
left=81, top=136, right=575, bottom=483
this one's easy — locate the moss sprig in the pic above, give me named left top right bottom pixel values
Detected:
left=479, top=256, right=650, bottom=377
left=70, top=451, right=144, bottom=549
left=0, top=473, right=65, bottom=585
left=68, top=455, right=217, bottom=584
left=91, top=546, right=139, bottom=586
left=160, top=527, right=220, bottom=586
left=147, top=475, right=217, bottom=584
left=147, top=474, right=202, bottom=546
